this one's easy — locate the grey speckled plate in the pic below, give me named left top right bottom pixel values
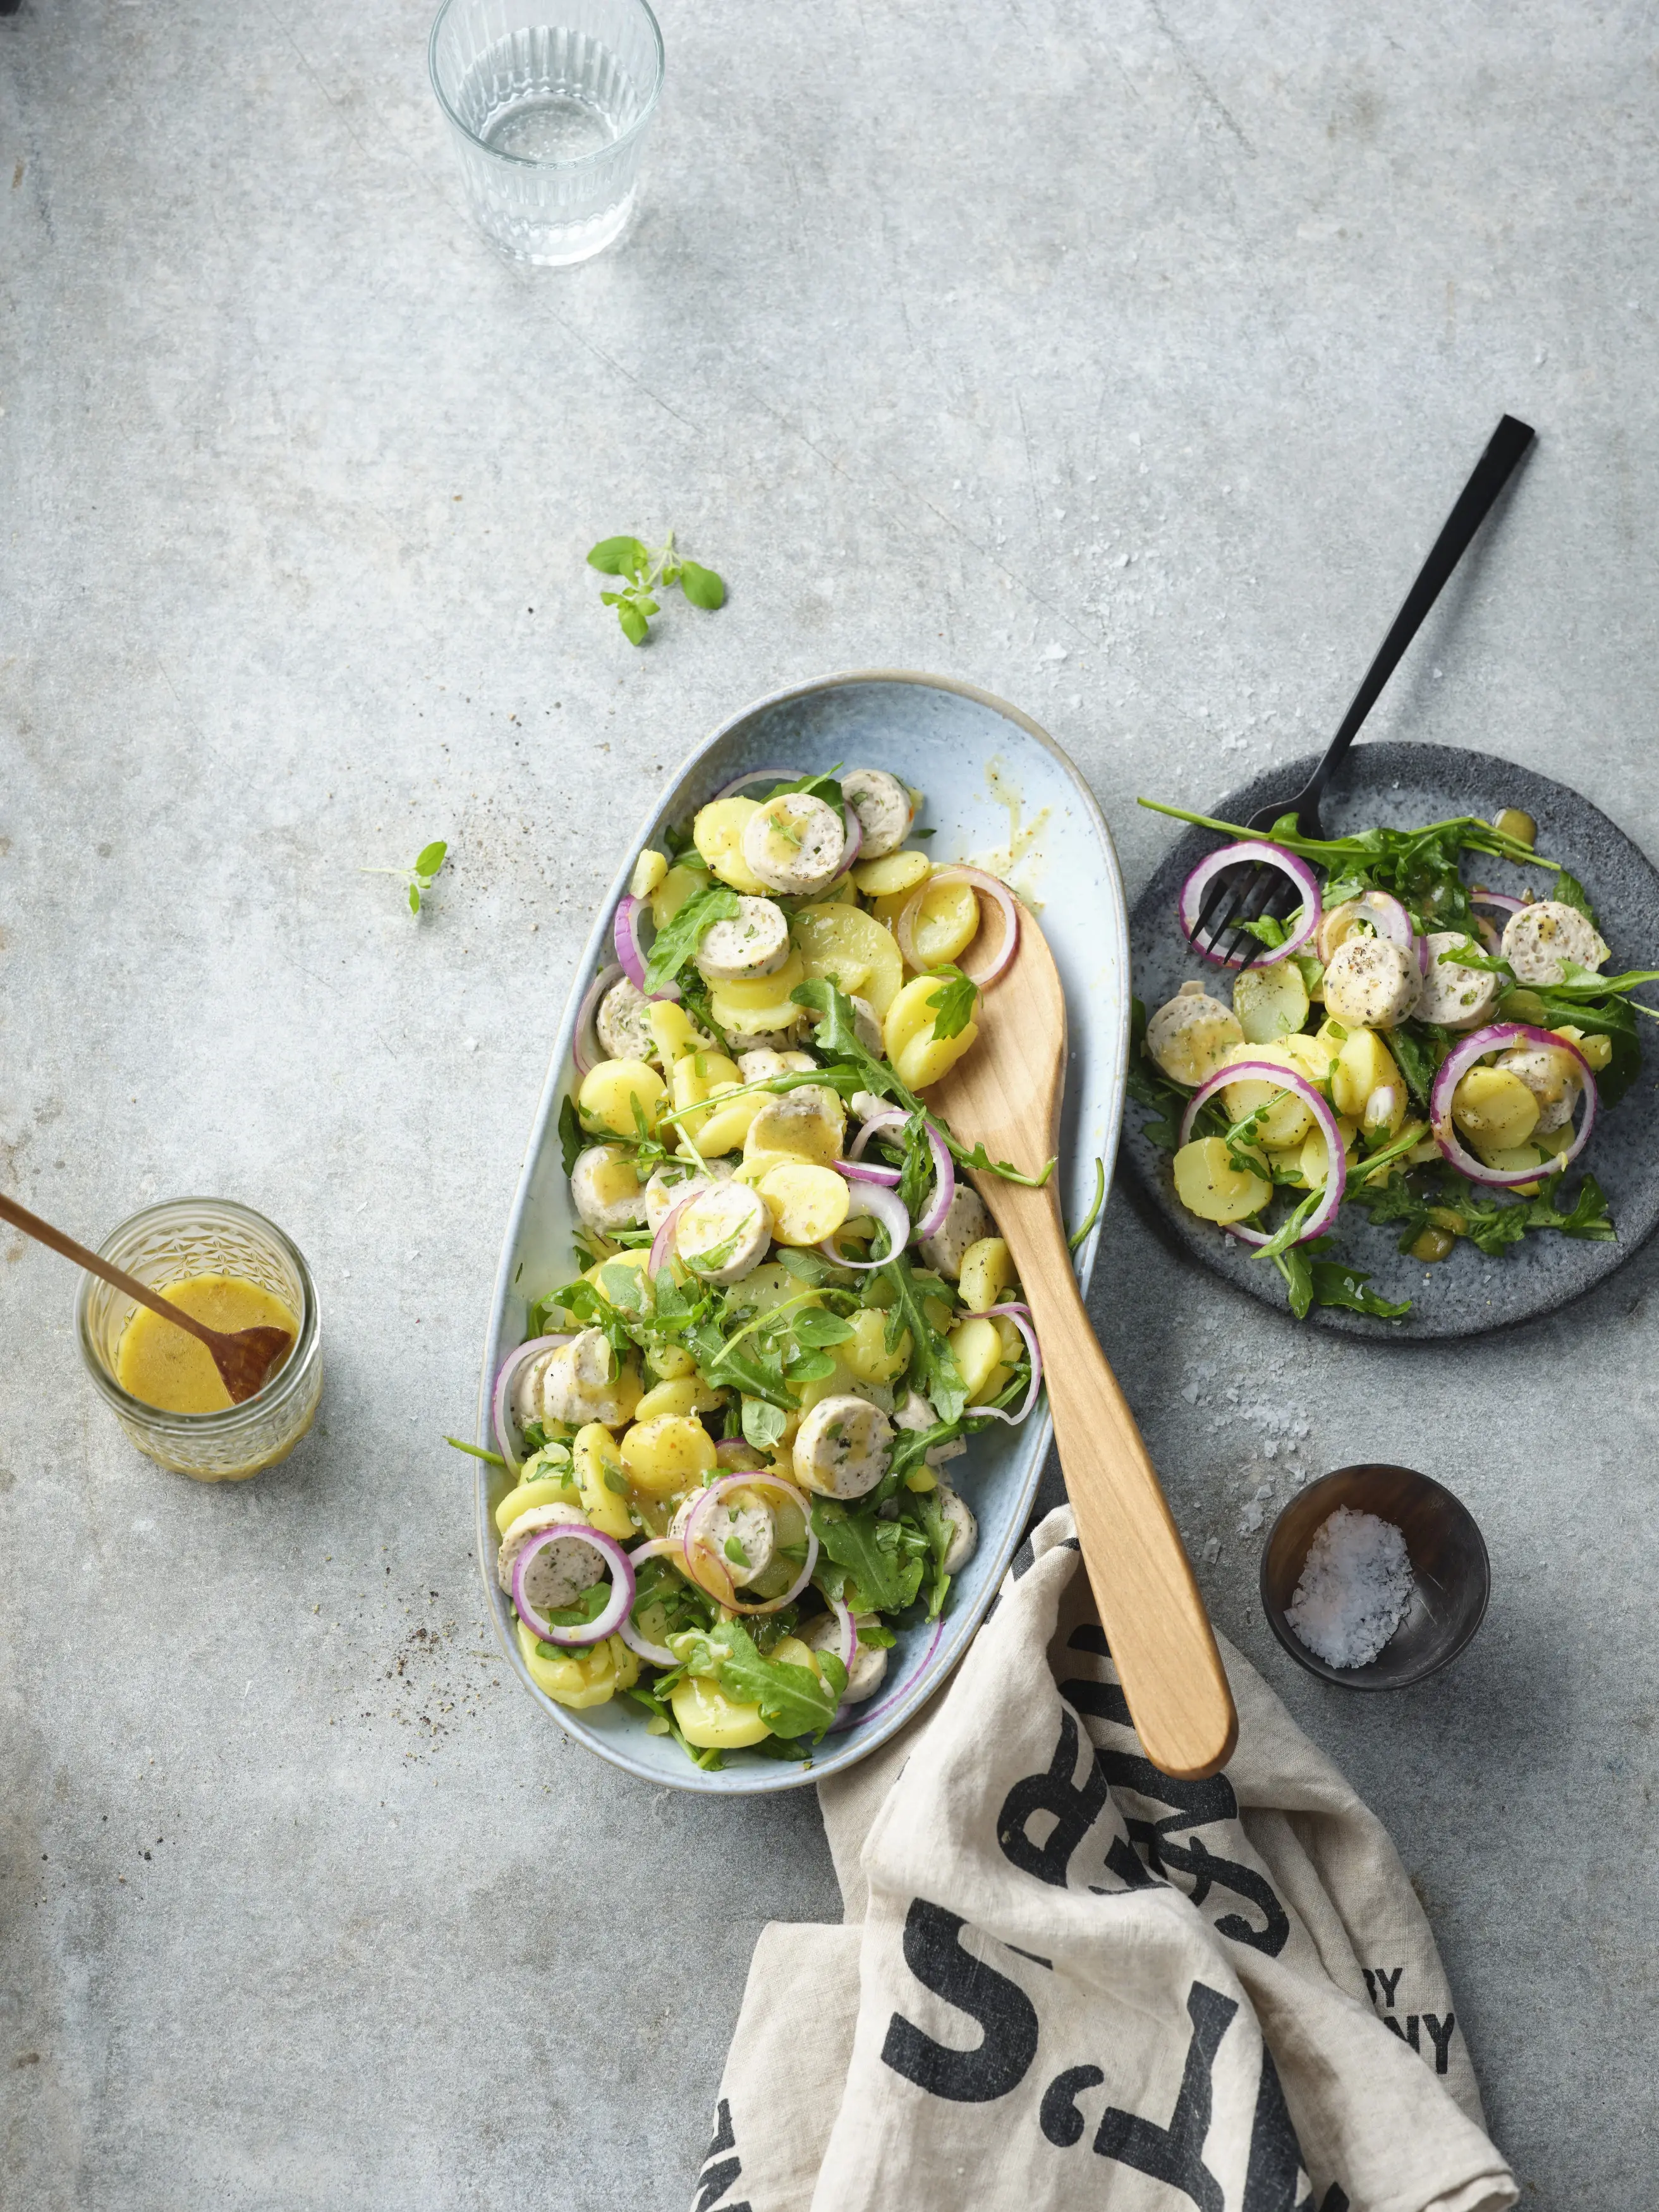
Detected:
left=1122, top=741, right=1659, bottom=1339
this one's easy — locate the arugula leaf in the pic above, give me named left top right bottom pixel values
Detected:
left=878, top=1253, right=966, bottom=1421
left=927, top=966, right=980, bottom=1042
left=1272, top=1239, right=1411, bottom=1320
left=898, top=1490, right=954, bottom=1620
left=557, top=1094, right=586, bottom=1177
left=641, top=881, right=740, bottom=995
left=1067, top=1157, right=1107, bottom=1253
left=1387, top=1022, right=1449, bottom=1113
left=791, top=1308, right=856, bottom=1349
left=1553, top=870, right=1598, bottom=923
left=671, top=1618, right=844, bottom=1740
left=810, top=1500, right=928, bottom=1614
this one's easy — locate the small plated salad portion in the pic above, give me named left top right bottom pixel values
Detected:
left=485, top=766, right=1052, bottom=1770
left=1130, top=798, right=1659, bottom=1321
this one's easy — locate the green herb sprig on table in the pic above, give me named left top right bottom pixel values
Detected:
left=586, top=532, right=726, bottom=646
left=362, top=839, right=447, bottom=916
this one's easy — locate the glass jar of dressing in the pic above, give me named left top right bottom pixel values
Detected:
left=76, top=1198, right=322, bottom=1480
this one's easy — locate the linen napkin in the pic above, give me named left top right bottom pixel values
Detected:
left=690, top=1505, right=1517, bottom=2212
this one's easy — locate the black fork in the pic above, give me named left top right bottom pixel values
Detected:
left=1192, top=413, right=1536, bottom=969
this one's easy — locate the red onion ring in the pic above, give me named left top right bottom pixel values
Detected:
left=611, top=895, right=682, bottom=1004
left=827, top=1593, right=858, bottom=1677
left=491, top=1334, right=576, bottom=1475
left=838, top=1158, right=901, bottom=1188
left=1319, top=890, right=1413, bottom=964
left=574, top=961, right=627, bottom=1077
left=1471, top=889, right=1526, bottom=916
left=617, top=1537, right=682, bottom=1666
left=648, top=1192, right=695, bottom=1280
left=1177, top=1060, right=1347, bottom=1247
left=1414, top=933, right=1431, bottom=979
left=1474, top=917, right=1502, bottom=954
left=683, top=1472, right=820, bottom=1614
left=822, top=1177, right=910, bottom=1269
left=962, top=1301, right=1044, bottom=1426
left=714, top=765, right=795, bottom=800
left=828, top=1619, right=944, bottom=1733
left=913, top=1122, right=956, bottom=1241
left=896, top=866, right=1021, bottom=985
left=848, top=1106, right=909, bottom=1158
left=512, top=1524, right=635, bottom=1648
left=1429, top=1023, right=1596, bottom=1187
left=837, top=805, right=863, bottom=875
left=1179, top=842, right=1322, bottom=970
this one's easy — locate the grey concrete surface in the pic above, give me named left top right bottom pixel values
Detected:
left=3, top=1, right=1658, bottom=2203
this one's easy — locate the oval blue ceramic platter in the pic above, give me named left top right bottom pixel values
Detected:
left=475, top=671, right=1131, bottom=1793
left=1122, top=739, right=1659, bottom=1340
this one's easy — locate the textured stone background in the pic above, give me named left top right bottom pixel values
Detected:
left=4, top=1, right=1659, bottom=2203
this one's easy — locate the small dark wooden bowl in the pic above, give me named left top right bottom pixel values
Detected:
left=1260, top=1464, right=1490, bottom=1690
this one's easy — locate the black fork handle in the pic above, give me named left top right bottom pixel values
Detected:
left=1293, top=412, right=1534, bottom=826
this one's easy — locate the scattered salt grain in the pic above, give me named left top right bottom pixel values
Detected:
left=1287, top=1506, right=1414, bottom=1668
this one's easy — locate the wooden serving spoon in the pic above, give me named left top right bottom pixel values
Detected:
left=0, top=1193, right=295, bottom=1406
left=928, top=904, right=1238, bottom=1779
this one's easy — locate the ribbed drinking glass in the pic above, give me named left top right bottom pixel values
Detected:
left=429, top=0, right=664, bottom=266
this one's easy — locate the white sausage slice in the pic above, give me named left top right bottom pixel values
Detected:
left=512, top=1350, right=559, bottom=1428
left=1495, top=1043, right=1583, bottom=1133
left=741, top=793, right=847, bottom=896
left=919, top=1183, right=993, bottom=1279
left=1322, top=937, right=1421, bottom=1029
left=497, top=1503, right=604, bottom=1611
left=695, top=897, right=791, bottom=983
left=542, top=1330, right=636, bottom=1429
left=798, top=1608, right=889, bottom=1703
left=644, top=1158, right=733, bottom=1232
left=597, top=978, right=656, bottom=1062
left=674, top=1182, right=771, bottom=1284
left=571, top=1144, right=648, bottom=1232
left=1146, top=983, right=1243, bottom=1086
left=670, top=1490, right=777, bottom=1588
left=793, top=1394, right=893, bottom=1500
left=894, top=1388, right=964, bottom=1466
left=841, top=769, right=913, bottom=860
left=1500, top=900, right=1611, bottom=986
left=930, top=1480, right=979, bottom=1572
left=1415, top=933, right=1502, bottom=1030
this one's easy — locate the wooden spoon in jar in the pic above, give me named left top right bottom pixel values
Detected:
left=927, top=903, right=1238, bottom=1780
left=0, top=1193, right=294, bottom=1405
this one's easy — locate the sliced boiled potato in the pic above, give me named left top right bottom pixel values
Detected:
left=1478, top=1144, right=1548, bottom=1194
left=958, top=1236, right=1017, bottom=1315
left=1451, top=1065, right=1539, bottom=1150
left=744, top=1087, right=845, bottom=1167
left=708, top=950, right=806, bottom=1036
left=900, top=878, right=980, bottom=969
left=1172, top=1136, right=1271, bottom=1225
left=1218, top=1042, right=1313, bottom=1147
left=573, top=1422, right=634, bottom=1538
left=1329, top=1028, right=1401, bottom=1122
left=693, top=797, right=770, bottom=893
left=841, top=1306, right=910, bottom=1384
left=650, top=863, right=706, bottom=931
left=648, top=1000, right=712, bottom=1063
left=1280, top=1030, right=1338, bottom=1092
left=630, top=849, right=669, bottom=900
left=580, top=1057, right=667, bottom=1138
left=691, top=1088, right=767, bottom=1157
left=757, top=1162, right=851, bottom=1246
left=723, top=1259, right=821, bottom=1315
left=620, top=1414, right=717, bottom=1497
left=884, top=972, right=980, bottom=1090
left=949, top=1315, right=1006, bottom=1406
left=634, top=1373, right=724, bottom=1421
left=1298, top=1115, right=1358, bottom=1190
left=794, top=904, right=906, bottom=1016
left=1361, top=1076, right=1407, bottom=1142
left=1231, top=961, right=1310, bottom=1045
left=493, top=1473, right=581, bottom=1536
left=671, top=1672, right=770, bottom=1747
left=853, top=850, right=930, bottom=898
left=516, top=1619, right=638, bottom=1710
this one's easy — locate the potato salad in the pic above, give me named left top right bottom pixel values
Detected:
left=1132, top=799, right=1659, bottom=1321
left=489, top=766, right=1045, bottom=1770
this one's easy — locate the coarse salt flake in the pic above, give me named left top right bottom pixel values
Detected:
left=1287, top=1506, right=1414, bottom=1669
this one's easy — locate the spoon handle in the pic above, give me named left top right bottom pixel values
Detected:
left=989, top=1182, right=1238, bottom=1778
left=0, top=1193, right=222, bottom=1351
